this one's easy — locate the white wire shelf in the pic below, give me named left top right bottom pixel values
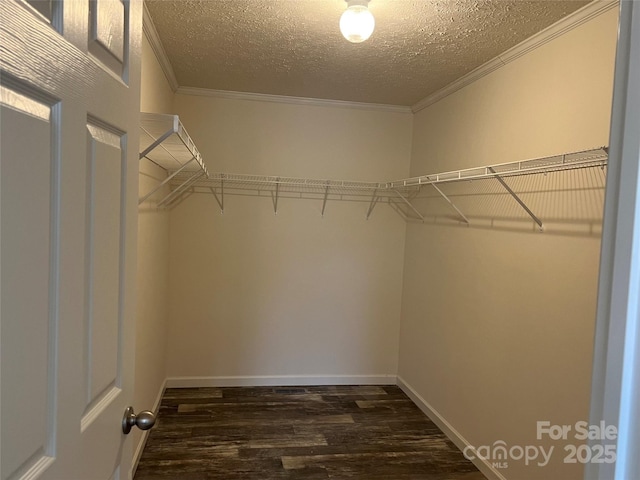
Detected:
left=168, top=172, right=406, bottom=217
left=173, top=147, right=607, bottom=193
left=387, top=147, right=608, bottom=229
left=162, top=146, right=608, bottom=227
left=139, top=113, right=209, bottom=207
left=173, top=172, right=403, bottom=197
left=387, top=147, right=608, bottom=188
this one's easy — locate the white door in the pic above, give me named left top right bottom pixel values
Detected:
left=1, top=0, right=142, bottom=479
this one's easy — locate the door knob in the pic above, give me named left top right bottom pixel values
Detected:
left=122, top=406, right=156, bottom=434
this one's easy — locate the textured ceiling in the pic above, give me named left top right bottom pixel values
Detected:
left=146, top=0, right=591, bottom=107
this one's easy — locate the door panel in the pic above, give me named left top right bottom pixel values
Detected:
left=89, top=0, right=127, bottom=77
left=0, top=86, right=59, bottom=480
left=0, top=0, right=142, bottom=478
left=82, top=121, right=124, bottom=428
left=23, top=0, right=60, bottom=30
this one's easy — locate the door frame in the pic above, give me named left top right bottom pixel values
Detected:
left=588, top=1, right=640, bottom=479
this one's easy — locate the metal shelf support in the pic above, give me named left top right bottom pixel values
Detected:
left=139, top=127, right=174, bottom=160
left=365, top=190, right=378, bottom=220
left=321, top=184, right=330, bottom=217
left=210, top=187, right=223, bottom=213
left=394, top=189, right=425, bottom=222
left=158, top=171, right=205, bottom=208
left=139, top=157, right=196, bottom=205
left=272, top=180, right=280, bottom=214
left=488, top=166, right=544, bottom=230
left=430, top=183, right=470, bottom=225
left=209, top=174, right=225, bottom=213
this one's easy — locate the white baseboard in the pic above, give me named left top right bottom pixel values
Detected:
left=130, top=378, right=167, bottom=479
left=396, top=376, right=506, bottom=480
left=165, top=374, right=397, bottom=388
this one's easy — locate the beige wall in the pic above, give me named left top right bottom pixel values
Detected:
left=134, top=34, right=174, bottom=454
left=166, top=95, right=412, bottom=380
left=136, top=7, right=618, bottom=479
left=398, top=8, right=618, bottom=480
left=140, top=35, right=174, bottom=115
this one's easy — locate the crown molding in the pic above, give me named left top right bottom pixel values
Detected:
left=142, top=2, right=179, bottom=92
left=176, top=86, right=412, bottom=114
left=411, top=0, right=620, bottom=113
left=143, top=0, right=617, bottom=114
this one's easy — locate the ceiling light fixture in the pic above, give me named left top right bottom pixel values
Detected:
left=340, top=0, right=375, bottom=44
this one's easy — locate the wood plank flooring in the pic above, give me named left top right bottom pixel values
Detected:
left=134, top=385, right=485, bottom=480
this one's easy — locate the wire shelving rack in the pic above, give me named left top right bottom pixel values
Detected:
left=137, top=113, right=607, bottom=230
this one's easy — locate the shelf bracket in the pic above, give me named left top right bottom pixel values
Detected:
left=158, top=170, right=204, bottom=208
left=138, top=157, right=196, bottom=205
left=388, top=198, right=410, bottom=221
left=430, top=183, right=470, bottom=225
left=209, top=175, right=225, bottom=213
left=272, top=179, right=280, bottom=215
left=139, top=127, right=175, bottom=160
left=321, top=184, right=330, bottom=217
left=210, top=186, right=224, bottom=213
left=394, top=189, right=425, bottom=222
left=365, top=189, right=378, bottom=220
left=489, top=167, right=544, bottom=230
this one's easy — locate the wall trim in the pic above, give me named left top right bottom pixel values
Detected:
left=166, top=374, right=398, bottom=388
left=411, top=0, right=620, bottom=113
left=130, top=378, right=167, bottom=478
left=396, top=376, right=507, bottom=480
left=142, top=2, right=179, bottom=92
left=176, top=86, right=413, bottom=114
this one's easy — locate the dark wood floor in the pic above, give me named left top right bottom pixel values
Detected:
left=134, top=385, right=485, bottom=480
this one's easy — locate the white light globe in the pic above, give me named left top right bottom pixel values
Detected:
left=340, top=3, right=375, bottom=43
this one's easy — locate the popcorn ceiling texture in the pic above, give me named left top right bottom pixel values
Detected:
left=146, top=0, right=590, bottom=106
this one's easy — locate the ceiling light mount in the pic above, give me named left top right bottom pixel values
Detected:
left=340, top=0, right=375, bottom=44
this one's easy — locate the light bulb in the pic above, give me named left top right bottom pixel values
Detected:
left=340, top=0, right=375, bottom=44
